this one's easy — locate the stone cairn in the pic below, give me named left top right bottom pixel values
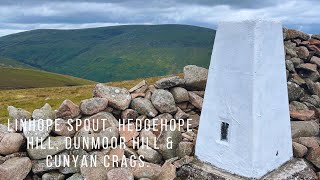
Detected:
left=0, top=28, right=319, bottom=180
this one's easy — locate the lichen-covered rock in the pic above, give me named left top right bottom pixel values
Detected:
left=140, top=129, right=157, bottom=149
left=67, top=173, right=84, bottom=180
left=287, top=82, right=304, bottom=101
left=7, top=106, right=32, bottom=131
left=170, top=87, right=189, bottom=103
left=74, top=128, right=97, bottom=151
left=121, top=109, right=139, bottom=122
left=80, top=97, right=108, bottom=115
left=131, top=98, right=158, bottom=118
left=93, top=83, right=131, bottom=110
left=0, top=133, right=24, bottom=155
left=99, top=126, right=119, bottom=145
left=154, top=76, right=185, bottom=89
left=56, top=99, right=80, bottom=119
left=151, top=89, right=177, bottom=114
left=183, top=65, right=208, bottom=90
left=23, top=119, right=53, bottom=145
left=32, top=103, right=55, bottom=120
left=53, top=119, right=76, bottom=137
left=27, top=136, right=67, bottom=159
left=0, top=157, right=32, bottom=180
left=157, top=124, right=182, bottom=160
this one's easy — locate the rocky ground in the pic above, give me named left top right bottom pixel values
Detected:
left=0, top=28, right=319, bottom=180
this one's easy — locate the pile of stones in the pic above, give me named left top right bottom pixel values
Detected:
left=0, top=28, right=319, bottom=180
left=0, top=65, right=207, bottom=180
left=284, top=28, right=320, bottom=178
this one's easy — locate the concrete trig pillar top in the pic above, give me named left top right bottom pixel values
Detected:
left=195, top=19, right=292, bottom=178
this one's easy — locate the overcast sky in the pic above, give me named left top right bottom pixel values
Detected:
left=0, top=0, right=320, bottom=37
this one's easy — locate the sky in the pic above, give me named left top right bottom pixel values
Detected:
left=0, top=0, right=320, bottom=37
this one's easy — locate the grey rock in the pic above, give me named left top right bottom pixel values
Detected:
left=23, top=119, right=53, bottom=145
left=59, top=149, right=88, bottom=174
left=296, top=46, right=310, bottom=59
left=31, top=152, right=67, bottom=173
left=287, top=82, right=304, bottom=101
left=42, top=172, right=65, bottom=180
left=7, top=106, right=32, bottom=131
left=86, top=112, right=118, bottom=132
left=74, top=128, right=97, bottom=151
left=157, top=123, right=182, bottom=160
left=137, top=144, right=162, bottom=164
left=98, top=126, right=119, bottom=145
left=93, top=83, right=131, bottom=110
left=131, top=98, right=158, bottom=118
left=67, top=173, right=84, bottom=180
left=184, top=65, right=208, bottom=90
left=176, top=142, right=194, bottom=158
left=286, top=60, right=295, bottom=72
left=151, top=89, right=177, bottom=114
left=0, top=157, right=32, bottom=180
left=170, top=87, right=189, bottom=103
left=32, top=103, right=55, bottom=120
left=107, top=168, right=134, bottom=180
left=56, top=99, right=80, bottom=119
left=80, top=97, right=108, bottom=115
left=154, top=76, right=185, bottom=89
left=140, top=129, right=157, bottom=149
left=53, top=119, right=76, bottom=137
left=291, top=121, right=319, bottom=138
left=175, top=107, right=189, bottom=120
left=121, top=109, right=139, bottom=122
left=27, top=136, right=67, bottom=160
left=290, top=57, right=303, bottom=67
left=0, top=133, right=24, bottom=155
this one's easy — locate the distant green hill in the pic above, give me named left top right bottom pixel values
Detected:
left=0, top=57, right=37, bottom=69
left=0, top=24, right=215, bottom=82
left=0, top=68, right=95, bottom=90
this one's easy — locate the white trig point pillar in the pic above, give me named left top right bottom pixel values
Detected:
left=195, top=20, right=293, bottom=178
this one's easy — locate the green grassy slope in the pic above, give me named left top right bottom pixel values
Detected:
left=0, top=57, right=37, bottom=69
left=0, top=24, right=215, bottom=82
left=0, top=67, right=95, bottom=90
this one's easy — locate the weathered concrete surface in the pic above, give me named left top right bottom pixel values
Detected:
left=178, top=158, right=317, bottom=180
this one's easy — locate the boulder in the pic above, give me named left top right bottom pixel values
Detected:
left=67, top=173, right=84, bottom=180
left=56, top=99, right=80, bottom=119
left=131, top=98, right=158, bottom=118
left=119, top=123, right=139, bottom=142
left=297, top=63, right=317, bottom=72
left=291, top=121, right=319, bottom=138
left=176, top=142, right=194, bottom=158
left=31, top=152, right=67, bottom=173
left=99, top=126, right=119, bottom=145
left=74, top=128, right=97, bottom=151
left=154, top=76, right=185, bottom=89
left=27, top=136, right=67, bottom=159
left=306, top=147, right=320, bottom=168
left=121, top=109, right=139, bottom=122
left=311, top=56, right=320, bottom=67
left=140, top=129, right=157, bottom=149
left=80, top=98, right=108, bottom=115
left=292, top=142, right=308, bottom=158
left=170, top=87, right=189, bottom=103
left=137, top=144, right=162, bottom=164
left=32, top=103, right=55, bottom=120
left=80, top=153, right=109, bottom=180
left=93, top=83, right=131, bottom=110
left=151, top=89, right=177, bottom=114
left=42, top=172, right=65, bottom=180
left=0, top=157, right=32, bottom=180
left=296, top=46, right=310, bottom=59
left=296, top=137, right=319, bottom=149
left=155, top=161, right=176, bottom=180
left=188, top=92, right=203, bottom=110
left=107, top=168, right=134, bottom=180
left=183, top=65, right=208, bottom=90
left=7, top=106, right=32, bottom=131
left=175, top=107, right=189, bottom=120
left=157, top=124, right=182, bottom=160
left=290, top=109, right=315, bottom=120
left=287, top=82, right=304, bottom=101
left=53, top=119, right=76, bottom=137
left=0, top=133, right=24, bottom=155
left=128, top=159, right=161, bottom=179
left=23, top=119, right=53, bottom=145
